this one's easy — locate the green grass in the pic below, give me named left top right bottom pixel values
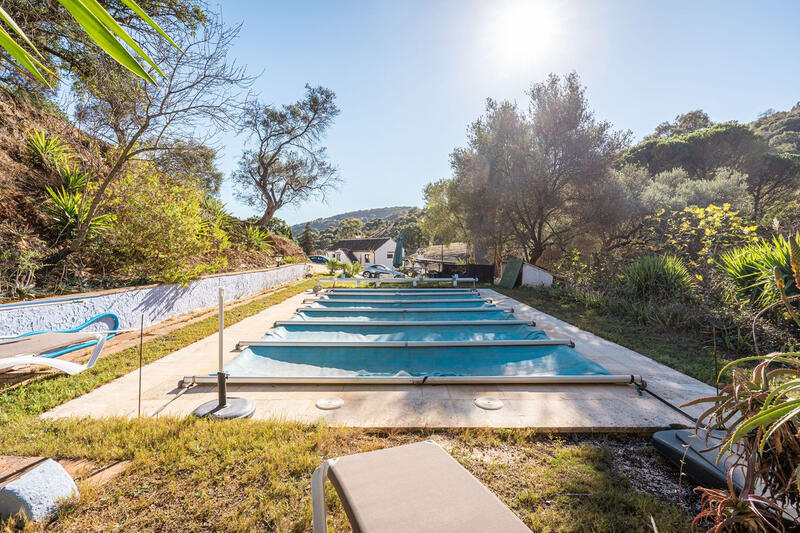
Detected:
left=0, top=278, right=692, bottom=532
left=495, top=285, right=730, bottom=385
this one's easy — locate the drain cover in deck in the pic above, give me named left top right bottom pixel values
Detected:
left=474, top=397, right=503, bottom=410
left=316, top=397, right=344, bottom=410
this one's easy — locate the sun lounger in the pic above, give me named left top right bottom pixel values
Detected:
left=0, top=313, right=118, bottom=375
left=653, top=429, right=744, bottom=491
left=311, top=440, right=531, bottom=533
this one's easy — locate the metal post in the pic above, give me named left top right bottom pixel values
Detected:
left=192, top=285, right=254, bottom=419
left=137, top=314, right=144, bottom=419
left=217, top=287, right=227, bottom=407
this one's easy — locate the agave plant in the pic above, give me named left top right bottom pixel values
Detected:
left=686, top=240, right=800, bottom=531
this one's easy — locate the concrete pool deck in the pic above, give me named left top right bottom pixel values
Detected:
left=43, top=289, right=716, bottom=431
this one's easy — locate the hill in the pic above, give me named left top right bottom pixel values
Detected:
left=291, top=206, right=416, bottom=235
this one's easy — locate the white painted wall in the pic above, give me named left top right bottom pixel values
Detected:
left=374, top=239, right=400, bottom=266
left=521, top=263, right=553, bottom=287
left=324, top=239, right=401, bottom=266
left=0, top=264, right=306, bottom=336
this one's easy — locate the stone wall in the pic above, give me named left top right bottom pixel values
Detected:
left=0, top=265, right=307, bottom=336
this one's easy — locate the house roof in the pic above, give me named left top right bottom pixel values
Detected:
left=332, top=238, right=392, bottom=252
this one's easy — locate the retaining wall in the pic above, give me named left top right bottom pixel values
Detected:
left=0, top=264, right=307, bottom=336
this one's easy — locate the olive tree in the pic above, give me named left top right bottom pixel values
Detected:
left=232, top=85, right=340, bottom=226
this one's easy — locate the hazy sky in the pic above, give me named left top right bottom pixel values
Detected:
left=215, top=0, right=800, bottom=225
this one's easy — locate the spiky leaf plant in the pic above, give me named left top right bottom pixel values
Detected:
left=718, top=234, right=800, bottom=309
left=42, top=186, right=113, bottom=243
left=686, top=242, right=800, bottom=531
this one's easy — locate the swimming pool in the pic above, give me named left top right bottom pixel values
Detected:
left=190, top=287, right=641, bottom=385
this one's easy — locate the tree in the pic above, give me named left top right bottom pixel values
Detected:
left=232, top=85, right=340, bottom=226
left=298, top=222, right=315, bottom=255
left=450, top=73, right=627, bottom=264
left=152, top=140, right=224, bottom=193
left=751, top=102, right=800, bottom=154
left=421, top=179, right=463, bottom=246
left=0, top=0, right=194, bottom=87
left=646, top=109, right=713, bottom=140
left=67, top=14, right=252, bottom=257
left=263, top=217, right=293, bottom=240
left=625, top=123, right=800, bottom=220
left=336, top=218, right=363, bottom=239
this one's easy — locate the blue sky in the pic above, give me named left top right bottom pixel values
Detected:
left=215, top=0, right=800, bottom=226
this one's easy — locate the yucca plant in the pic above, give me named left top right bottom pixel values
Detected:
left=27, top=129, right=72, bottom=172
left=242, top=225, right=273, bottom=253
left=718, top=234, right=800, bottom=309
left=343, top=261, right=362, bottom=278
left=202, top=197, right=236, bottom=233
left=41, top=186, right=113, bottom=242
left=57, top=164, right=90, bottom=193
left=625, top=254, right=695, bottom=299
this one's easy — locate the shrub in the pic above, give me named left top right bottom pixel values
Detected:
left=93, top=166, right=229, bottom=284
left=688, top=252, right=800, bottom=531
left=344, top=261, right=362, bottom=278
left=718, top=233, right=800, bottom=309
left=624, top=254, right=694, bottom=299
left=639, top=204, right=759, bottom=273
left=326, top=259, right=340, bottom=275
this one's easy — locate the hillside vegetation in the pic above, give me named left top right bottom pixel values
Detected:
left=0, top=91, right=303, bottom=302
left=291, top=205, right=415, bottom=234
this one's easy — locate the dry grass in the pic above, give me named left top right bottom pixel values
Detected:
left=1, top=420, right=690, bottom=532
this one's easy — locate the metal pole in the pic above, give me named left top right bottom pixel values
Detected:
left=217, top=287, right=227, bottom=407
left=138, top=314, right=144, bottom=419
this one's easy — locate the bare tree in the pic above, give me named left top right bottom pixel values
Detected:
left=68, top=14, right=253, bottom=255
left=232, top=85, right=340, bottom=226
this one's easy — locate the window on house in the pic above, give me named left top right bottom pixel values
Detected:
left=364, top=254, right=371, bottom=263
left=387, top=252, right=393, bottom=259
left=335, top=253, right=341, bottom=261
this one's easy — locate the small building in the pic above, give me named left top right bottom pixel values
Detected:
left=325, top=238, right=400, bottom=266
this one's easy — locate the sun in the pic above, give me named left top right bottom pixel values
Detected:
left=487, top=1, right=560, bottom=70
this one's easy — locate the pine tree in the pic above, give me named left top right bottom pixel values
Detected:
left=299, top=222, right=315, bottom=255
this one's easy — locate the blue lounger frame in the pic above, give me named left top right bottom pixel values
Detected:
left=9, top=313, right=120, bottom=358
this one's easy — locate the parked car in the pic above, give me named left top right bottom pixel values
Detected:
left=361, top=264, right=404, bottom=278
left=308, top=255, right=328, bottom=264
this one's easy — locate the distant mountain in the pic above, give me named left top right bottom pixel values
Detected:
left=291, top=206, right=416, bottom=235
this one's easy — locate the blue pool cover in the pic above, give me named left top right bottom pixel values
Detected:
left=224, top=289, right=610, bottom=378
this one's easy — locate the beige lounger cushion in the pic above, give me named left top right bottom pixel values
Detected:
left=0, top=332, right=99, bottom=359
left=327, top=441, right=531, bottom=533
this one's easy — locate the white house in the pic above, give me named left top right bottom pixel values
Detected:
left=325, top=238, right=401, bottom=266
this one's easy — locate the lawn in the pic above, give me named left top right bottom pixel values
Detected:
left=1, top=279, right=695, bottom=532
left=1, top=419, right=692, bottom=532
left=495, top=285, right=729, bottom=385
